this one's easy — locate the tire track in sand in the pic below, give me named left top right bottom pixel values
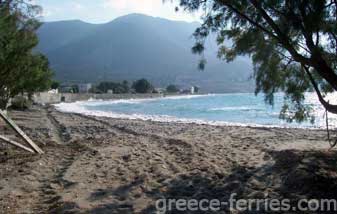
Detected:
left=33, top=108, right=96, bottom=213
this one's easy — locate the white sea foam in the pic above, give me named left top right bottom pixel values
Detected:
left=54, top=92, right=337, bottom=129
left=209, top=106, right=254, bottom=111
left=160, top=94, right=215, bottom=100
left=54, top=97, right=324, bottom=129
left=69, top=94, right=214, bottom=107
left=55, top=101, right=257, bottom=127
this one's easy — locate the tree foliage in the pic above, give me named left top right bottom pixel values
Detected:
left=166, top=84, right=180, bottom=93
left=132, top=79, right=154, bottom=93
left=0, top=0, right=52, bottom=109
left=71, top=85, right=79, bottom=93
left=51, top=80, right=60, bottom=90
left=96, top=80, right=130, bottom=94
left=16, top=54, right=53, bottom=97
left=175, top=0, right=337, bottom=122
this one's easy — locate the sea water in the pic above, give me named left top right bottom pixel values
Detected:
left=55, top=93, right=337, bottom=129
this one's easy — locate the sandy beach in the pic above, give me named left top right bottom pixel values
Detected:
left=1, top=105, right=337, bottom=213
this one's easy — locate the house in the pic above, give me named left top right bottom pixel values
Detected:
left=180, top=89, right=191, bottom=94
left=47, top=89, right=58, bottom=94
left=180, top=86, right=200, bottom=94
left=155, top=88, right=165, bottom=94
left=190, top=86, right=199, bottom=94
left=59, top=85, right=74, bottom=93
left=78, top=83, right=92, bottom=93
left=190, top=86, right=195, bottom=94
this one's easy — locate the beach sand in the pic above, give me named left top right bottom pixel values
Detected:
left=0, top=106, right=337, bottom=213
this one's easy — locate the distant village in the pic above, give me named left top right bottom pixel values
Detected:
left=48, top=80, right=200, bottom=95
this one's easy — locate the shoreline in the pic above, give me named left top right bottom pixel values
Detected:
left=53, top=94, right=329, bottom=131
left=1, top=106, right=336, bottom=213
left=57, top=110, right=329, bottom=132
left=57, top=109, right=330, bottom=131
left=33, top=92, right=166, bottom=105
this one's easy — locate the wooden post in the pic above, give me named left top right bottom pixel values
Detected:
left=0, top=110, right=44, bottom=154
left=0, top=135, right=35, bottom=153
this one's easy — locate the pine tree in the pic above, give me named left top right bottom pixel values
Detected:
left=0, top=0, right=52, bottom=109
left=176, top=0, right=337, bottom=122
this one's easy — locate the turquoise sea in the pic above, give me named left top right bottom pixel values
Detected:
left=55, top=93, right=337, bottom=129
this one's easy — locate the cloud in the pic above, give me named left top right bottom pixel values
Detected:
left=72, top=2, right=84, bottom=11
left=102, top=0, right=126, bottom=10
left=100, top=0, right=199, bottom=22
left=102, top=0, right=162, bottom=13
left=36, top=0, right=200, bottom=23
left=42, top=9, right=54, bottom=17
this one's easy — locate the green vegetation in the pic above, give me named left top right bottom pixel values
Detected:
left=89, top=79, right=155, bottom=94
left=0, top=0, right=52, bottom=109
left=71, top=85, right=79, bottom=94
left=132, top=79, right=154, bottom=93
left=95, top=81, right=130, bottom=94
left=178, top=0, right=337, bottom=122
left=193, top=86, right=200, bottom=94
left=51, top=81, right=60, bottom=90
left=166, top=84, right=180, bottom=93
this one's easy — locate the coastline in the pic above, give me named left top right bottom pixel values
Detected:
left=33, top=92, right=193, bottom=105
left=53, top=93, right=329, bottom=130
left=0, top=105, right=336, bottom=213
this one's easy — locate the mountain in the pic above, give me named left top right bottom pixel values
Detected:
left=37, top=14, right=254, bottom=93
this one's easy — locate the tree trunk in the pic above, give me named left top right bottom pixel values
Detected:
left=304, top=66, right=337, bottom=114
left=312, top=55, right=337, bottom=91
left=0, top=97, right=9, bottom=110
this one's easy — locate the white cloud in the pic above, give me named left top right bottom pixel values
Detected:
left=72, top=2, right=84, bottom=11
left=102, top=0, right=128, bottom=10
left=101, top=0, right=199, bottom=22
left=42, top=9, right=53, bottom=17
left=37, top=0, right=200, bottom=23
left=102, top=0, right=160, bottom=11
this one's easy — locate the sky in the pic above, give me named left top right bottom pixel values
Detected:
left=34, top=0, right=201, bottom=23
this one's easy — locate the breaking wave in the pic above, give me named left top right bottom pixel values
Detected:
left=54, top=93, right=337, bottom=129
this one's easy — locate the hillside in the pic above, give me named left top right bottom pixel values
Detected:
left=37, top=14, right=254, bottom=92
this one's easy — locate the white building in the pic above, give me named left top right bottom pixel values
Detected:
left=47, top=89, right=59, bottom=94
left=190, top=86, right=199, bottom=94
left=190, top=86, right=195, bottom=94
left=78, top=83, right=92, bottom=93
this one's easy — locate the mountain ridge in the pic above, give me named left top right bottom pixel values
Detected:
left=37, top=13, right=254, bottom=93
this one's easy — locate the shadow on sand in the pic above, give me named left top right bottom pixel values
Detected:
left=54, top=149, right=337, bottom=214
